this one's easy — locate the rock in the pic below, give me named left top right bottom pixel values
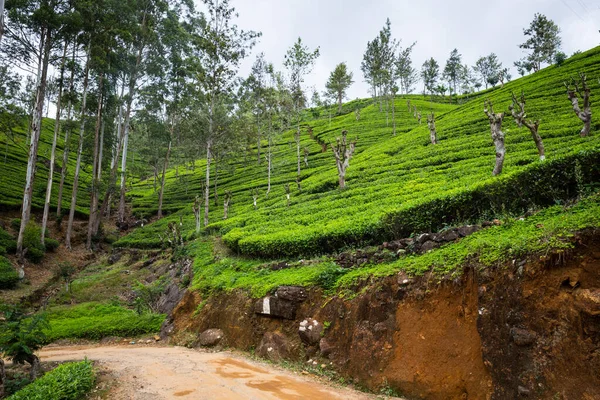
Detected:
left=319, top=338, right=334, bottom=357
left=269, top=262, right=289, bottom=271
left=518, top=385, right=531, bottom=396
left=108, top=252, right=122, bottom=265
left=457, top=225, right=481, bottom=237
left=436, top=229, right=459, bottom=242
left=420, top=240, right=439, bottom=253
left=257, top=331, right=292, bottom=361
left=298, top=318, right=323, bottom=346
left=198, top=328, right=224, bottom=347
left=275, top=286, right=308, bottom=303
left=254, top=296, right=298, bottom=320
left=154, top=335, right=161, bottom=341
left=510, top=327, right=536, bottom=346
left=415, top=233, right=433, bottom=245
left=574, top=289, right=600, bottom=316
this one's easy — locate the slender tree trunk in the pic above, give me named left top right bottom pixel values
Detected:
left=256, top=114, right=261, bottom=165
left=28, top=355, right=41, bottom=381
left=266, top=138, right=272, bottom=195
left=66, top=46, right=91, bottom=250
left=16, top=27, right=51, bottom=257
left=0, top=0, right=5, bottom=44
left=213, top=156, right=219, bottom=206
left=337, top=91, right=342, bottom=114
left=157, top=138, right=172, bottom=219
left=41, top=39, right=68, bottom=244
left=204, top=139, right=211, bottom=227
left=391, top=94, right=396, bottom=136
left=57, top=43, right=77, bottom=218
left=118, top=27, right=146, bottom=225
left=86, top=73, right=104, bottom=250
left=97, top=117, right=105, bottom=180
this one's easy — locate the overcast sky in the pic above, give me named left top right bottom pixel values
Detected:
left=202, top=0, right=600, bottom=100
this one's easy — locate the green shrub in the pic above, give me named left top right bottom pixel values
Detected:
left=8, top=360, right=95, bottom=400
left=44, top=238, right=59, bottom=252
left=0, top=245, right=6, bottom=256
left=0, top=227, right=16, bottom=254
left=0, top=256, right=19, bottom=289
left=22, top=222, right=46, bottom=263
left=10, top=219, right=20, bottom=231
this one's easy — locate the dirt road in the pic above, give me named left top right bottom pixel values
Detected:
left=40, top=345, right=386, bottom=400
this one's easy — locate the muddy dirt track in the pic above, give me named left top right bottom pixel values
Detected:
left=40, top=345, right=392, bottom=400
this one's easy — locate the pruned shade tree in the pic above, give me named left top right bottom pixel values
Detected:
left=509, top=91, right=545, bottom=160
left=331, top=130, right=356, bottom=189
left=483, top=100, right=506, bottom=175
left=564, top=73, right=592, bottom=137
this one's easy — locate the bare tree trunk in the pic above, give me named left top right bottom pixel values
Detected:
left=510, top=92, right=545, bottom=160
left=118, top=23, right=147, bottom=225
left=86, top=73, right=104, bottom=250
left=484, top=100, right=506, bottom=176
left=391, top=94, right=396, bottom=136
left=0, top=0, right=5, bottom=44
left=157, top=139, right=171, bottom=219
left=565, top=74, right=592, bottom=137
left=223, top=191, right=231, bottom=219
left=337, top=92, right=342, bottom=114
left=266, top=134, right=272, bottom=197
left=427, top=113, right=438, bottom=145
left=66, top=45, right=91, bottom=250
left=57, top=43, right=77, bottom=218
left=97, top=117, right=105, bottom=180
left=193, top=195, right=201, bottom=234
left=204, top=139, right=211, bottom=227
left=213, top=155, right=219, bottom=206
left=41, top=39, right=68, bottom=244
left=417, top=112, right=422, bottom=125
left=331, top=130, right=357, bottom=189
left=295, top=128, right=301, bottom=181
left=17, top=28, right=51, bottom=257
left=28, top=354, right=41, bottom=381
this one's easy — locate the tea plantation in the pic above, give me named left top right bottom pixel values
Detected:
left=119, top=47, right=600, bottom=259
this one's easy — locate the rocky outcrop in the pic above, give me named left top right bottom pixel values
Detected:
left=198, top=328, right=224, bottom=347
left=254, top=286, right=308, bottom=320
left=257, top=331, right=293, bottom=361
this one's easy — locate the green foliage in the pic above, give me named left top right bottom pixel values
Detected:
left=0, top=256, right=19, bottom=289
left=22, top=222, right=46, bottom=263
left=133, top=277, right=168, bottom=314
left=44, top=238, right=59, bottom=252
left=7, top=360, right=95, bottom=400
left=0, top=305, right=49, bottom=364
left=4, top=372, right=31, bottom=397
left=0, top=226, right=17, bottom=254
left=44, top=302, right=164, bottom=341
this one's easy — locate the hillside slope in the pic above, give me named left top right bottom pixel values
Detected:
left=120, top=47, right=600, bottom=257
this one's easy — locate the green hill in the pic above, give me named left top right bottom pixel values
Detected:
left=118, top=47, right=600, bottom=258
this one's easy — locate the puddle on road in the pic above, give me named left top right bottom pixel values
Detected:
left=173, top=389, right=195, bottom=397
left=212, top=358, right=337, bottom=399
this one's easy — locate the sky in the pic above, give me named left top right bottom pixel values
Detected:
left=199, top=0, right=600, bottom=100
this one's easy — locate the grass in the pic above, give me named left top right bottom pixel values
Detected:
left=44, top=302, right=164, bottom=341
left=182, top=192, right=600, bottom=299
left=7, top=360, right=95, bottom=400
left=120, top=47, right=600, bottom=259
